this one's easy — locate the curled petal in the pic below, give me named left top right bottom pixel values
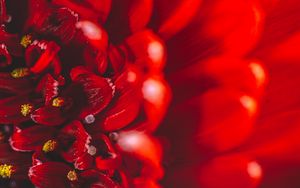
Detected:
left=31, top=106, right=67, bottom=126
left=26, top=7, right=78, bottom=43
left=93, top=66, right=143, bottom=132
left=29, top=162, right=75, bottom=188
left=52, top=0, right=106, bottom=23
left=76, top=20, right=108, bottom=50
left=36, top=74, right=59, bottom=105
left=124, top=30, right=166, bottom=73
left=142, top=75, right=171, bottom=131
left=59, top=121, right=90, bottom=163
left=9, top=126, right=57, bottom=152
left=117, top=131, right=163, bottom=179
left=30, top=41, right=60, bottom=74
left=72, top=72, right=113, bottom=118
left=98, top=88, right=141, bottom=132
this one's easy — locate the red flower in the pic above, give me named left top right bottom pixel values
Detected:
left=0, top=0, right=172, bottom=187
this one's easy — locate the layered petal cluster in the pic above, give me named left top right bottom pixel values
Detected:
left=157, top=0, right=300, bottom=188
left=0, top=0, right=171, bottom=187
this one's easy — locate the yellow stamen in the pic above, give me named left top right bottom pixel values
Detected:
left=20, top=103, right=33, bottom=117
left=11, top=68, right=30, bottom=78
left=52, top=97, right=65, bottom=107
left=20, top=35, right=32, bottom=48
left=0, top=164, right=14, bottom=178
left=42, top=140, right=57, bottom=153
left=67, top=170, right=78, bottom=181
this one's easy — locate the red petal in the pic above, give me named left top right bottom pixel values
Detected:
left=0, top=73, right=33, bottom=95
left=36, top=74, right=59, bottom=103
left=52, top=0, right=106, bottom=23
left=93, top=66, right=142, bottom=132
left=95, top=155, right=120, bottom=171
left=142, top=75, right=171, bottom=131
left=0, top=29, right=23, bottom=56
left=30, top=41, right=60, bottom=74
left=74, top=152, right=94, bottom=170
left=84, top=0, right=111, bottom=22
left=72, top=72, right=113, bottom=118
left=127, top=0, right=153, bottom=32
left=199, top=155, right=262, bottom=188
left=0, top=44, right=12, bottom=67
left=26, top=7, right=78, bottom=43
left=76, top=20, right=108, bottom=50
left=107, top=45, right=127, bottom=73
left=0, top=0, right=10, bottom=24
left=245, top=111, right=300, bottom=162
left=32, top=150, right=51, bottom=166
left=124, top=30, right=166, bottom=73
left=156, top=0, right=202, bottom=39
left=114, top=64, right=143, bottom=92
left=117, top=131, right=163, bottom=179
left=0, top=143, right=32, bottom=179
left=80, top=170, right=119, bottom=188
left=36, top=74, right=59, bottom=105
left=31, top=106, right=67, bottom=126
left=9, top=126, right=57, bottom=152
left=29, top=162, right=74, bottom=188
left=59, top=121, right=90, bottom=163
left=203, top=0, right=263, bottom=56
left=196, top=89, right=255, bottom=152
left=83, top=45, right=108, bottom=75
left=98, top=87, right=141, bottom=132
left=0, top=96, right=33, bottom=124
left=106, top=0, right=153, bottom=42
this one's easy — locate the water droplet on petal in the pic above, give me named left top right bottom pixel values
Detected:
left=84, top=114, right=95, bottom=124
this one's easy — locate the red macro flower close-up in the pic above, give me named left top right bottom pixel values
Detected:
left=0, top=0, right=299, bottom=188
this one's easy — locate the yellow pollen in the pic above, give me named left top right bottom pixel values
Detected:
left=42, top=140, right=57, bottom=153
left=20, top=103, right=33, bottom=117
left=67, top=170, right=78, bottom=181
left=20, top=35, right=32, bottom=48
left=0, top=164, right=14, bottom=178
left=52, top=97, right=65, bottom=107
left=11, top=68, right=30, bottom=78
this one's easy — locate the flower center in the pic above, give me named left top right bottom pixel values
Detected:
left=52, top=97, right=65, bottom=107
left=20, top=103, right=33, bottom=116
left=67, top=170, right=78, bottom=181
left=42, top=140, right=57, bottom=153
left=0, top=164, right=14, bottom=178
left=11, top=68, right=30, bottom=78
left=20, top=35, right=33, bottom=48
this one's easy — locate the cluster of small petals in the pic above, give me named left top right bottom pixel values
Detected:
left=0, top=0, right=170, bottom=187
